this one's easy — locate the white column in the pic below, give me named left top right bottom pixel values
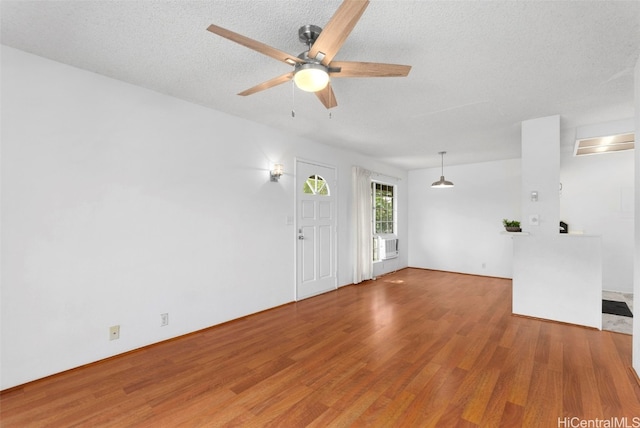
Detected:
left=513, top=114, right=602, bottom=329
left=521, top=115, right=560, bottom=236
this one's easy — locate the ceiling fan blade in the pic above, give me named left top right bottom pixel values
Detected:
left=329, top=61, right=411, bottom=78
left=238, top=72, right=294, bottom=96
left=315, top=83, right=338, bottom=109
left=308, top=0, right=369, bottom=65
left=207, top=24, right=303, bottom=65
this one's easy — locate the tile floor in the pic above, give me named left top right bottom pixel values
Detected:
left=602, top=291, right=633, bottom=335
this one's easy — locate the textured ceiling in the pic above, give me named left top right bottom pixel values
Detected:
left=2, top=1, right=639, bottom=170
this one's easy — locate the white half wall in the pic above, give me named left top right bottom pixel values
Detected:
left=408, top=158, right=521, bottom=278
left=512, top=235, right=602, bottom=329
left=0, top=47, right=408, bottom=389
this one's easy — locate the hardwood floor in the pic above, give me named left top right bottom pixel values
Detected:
left=2, top=268, right=640, bottom=426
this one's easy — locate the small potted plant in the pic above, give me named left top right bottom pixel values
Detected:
left=503, top=219, right=521, bottom=232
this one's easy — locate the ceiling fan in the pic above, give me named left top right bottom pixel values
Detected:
left=206, top=0, right=411, bottom=109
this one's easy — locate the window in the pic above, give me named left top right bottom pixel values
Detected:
left=372, top=182, right=396, bottom=261
left=373, top=182, right=394, bottom=234
left=303, top=175, right=330, bottom=195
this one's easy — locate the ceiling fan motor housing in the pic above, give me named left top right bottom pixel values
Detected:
left=298, top=24, right=322, bottom=47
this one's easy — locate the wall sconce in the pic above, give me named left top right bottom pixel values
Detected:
left=270, top=164, right=284, bottom=182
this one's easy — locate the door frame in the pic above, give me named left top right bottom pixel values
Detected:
left=294, top=158, right=339, bottom=301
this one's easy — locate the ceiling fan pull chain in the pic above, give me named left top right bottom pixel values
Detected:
left=291, top=81, right=296, bottom=118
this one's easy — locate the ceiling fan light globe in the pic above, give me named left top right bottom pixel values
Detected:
left=294, top=65, right=329, bottom=92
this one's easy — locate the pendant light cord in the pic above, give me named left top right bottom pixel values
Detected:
left=439, top=151, right=446, bottom=176
left=291, top=80, right=296, bottom=118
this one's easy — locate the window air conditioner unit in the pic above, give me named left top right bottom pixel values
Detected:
left=378, top=236, right=398, bottom=260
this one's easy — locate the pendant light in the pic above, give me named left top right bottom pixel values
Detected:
left=431, top=151, right=454, bottom=188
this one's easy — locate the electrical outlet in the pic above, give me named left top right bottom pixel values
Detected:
left=109, top=325, right=120, bottom=340
left=161, top=313, right=169, bottom=327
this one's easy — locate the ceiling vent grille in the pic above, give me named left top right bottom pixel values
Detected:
left=574, top=133, right=634, bottom=156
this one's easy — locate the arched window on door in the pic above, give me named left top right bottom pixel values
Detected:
left=302, top=175, right=330, bottom=196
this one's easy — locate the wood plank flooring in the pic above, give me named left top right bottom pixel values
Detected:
left=2, top=268, right=640, bottom=426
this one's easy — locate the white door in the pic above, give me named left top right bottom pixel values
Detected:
left=296, top=160, right=337, bottom=300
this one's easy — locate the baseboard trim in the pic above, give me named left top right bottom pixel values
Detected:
left=407, top=266, right=512, bottom=281
left=630, top=367, right=640, bottom=388
left=510, top=313, right=600, bottom=331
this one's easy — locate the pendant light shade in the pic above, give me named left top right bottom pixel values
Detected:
left=431, top=151, right=454, bottom=188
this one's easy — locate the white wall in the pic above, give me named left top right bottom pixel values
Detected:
left=408, top=150, right=634, bottom=290
left=408, top=158, right=521, bottom=278
left=560, top=151, right=635, bottom=292
left=0, top=47, right=408, bottom=389
left=633, top=54, right=640, bottom=373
